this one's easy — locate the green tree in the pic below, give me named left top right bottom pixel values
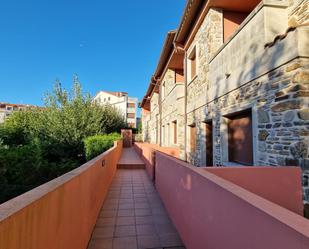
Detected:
left=0, top=75, right=126, bottom=203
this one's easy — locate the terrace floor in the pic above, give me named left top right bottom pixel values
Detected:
left=87, top=149, right=185, bottom=249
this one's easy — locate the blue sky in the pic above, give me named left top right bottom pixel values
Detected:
left=0, top=0, right=185, bottom=110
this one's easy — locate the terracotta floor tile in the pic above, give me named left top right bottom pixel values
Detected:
left=102, top=203, right=118, bottom=211
left=113, top=237, right=138, bottom=249
left=136, top=224, right=156, bottom=236
left=92, top=227, right=115, bottom=239
left=134, top=198, right=148, bottom=203
left=89, top=167, right=184, bottom=249
left=114, top=225, right=137, bottom=237
left=118, top=209, right=135, bottom=217
left=100, top=210, right=117, bottom=218
left=118, top=203, right=134, bottom=210
left=137, top=235, right=161, bottom=249
left=116, top=216, right=135, bottom=226
left=135, top=216, right=154, bottom=225
left=135, top=208, right=152, bottom=217
left=96, top=218, right=116, bottom=227
left=119, top=199, right=134, bottom=204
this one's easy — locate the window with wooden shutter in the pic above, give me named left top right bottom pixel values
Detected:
left=205, top=121, right=213, bottom=166
left=173, top=121, right=177, bottom=144
left=227, top=110, right=253, bottom=165
left=189, top=47, right=197, bottom=81
left=190, top=125, right=196, bottom=152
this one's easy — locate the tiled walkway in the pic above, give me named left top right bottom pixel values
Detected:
left=88, top=169, right=185, bottom=249
left=117, top=148, right=146, bottom=169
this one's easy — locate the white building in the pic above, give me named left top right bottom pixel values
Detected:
left=0, top=103, right=35, bottom=124
left=93, top=91, right=138, bottom=128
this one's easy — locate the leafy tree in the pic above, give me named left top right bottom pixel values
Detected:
left=0, top=75, right=126, bottom=203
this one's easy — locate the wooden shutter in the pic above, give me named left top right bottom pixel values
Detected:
left=173, top=121, right=177, bottom=144
left=228, top=110, right=253, bottom=165
left=190, top=126, right=196, bottom=152
left=205, top=121, right=213, bottom=166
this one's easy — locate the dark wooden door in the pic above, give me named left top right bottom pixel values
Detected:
left=205, top=121, right=213, bottom=167
left=228, top=110, right=253, bottom=165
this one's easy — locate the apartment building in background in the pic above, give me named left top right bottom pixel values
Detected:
left=93, top=91, right=138, bottom=128
left=140, top=0, right=309, bottom=201
left=0, top=102, right=36, bottom=123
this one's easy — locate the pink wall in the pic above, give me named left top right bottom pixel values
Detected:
left=134, top=143, right=180, bottom=180
left=223, top=11, right=249, bottom=42
left=204, top=167, right=303, bottom=215
left=155, top=152, right=309, bottom=249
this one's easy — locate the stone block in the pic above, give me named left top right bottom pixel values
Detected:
left=283, top=111, right=295, bottom=122
left=271, top=100, right=301, bottom=112
left=298, top=109, right=309, bottom=120
left=258, top=130, right=270, bottom=141
left=258, top=108, right=270, bottom=123
left=290, top=141, right=308, bottom=158
left=292, top=70, right=309, bottom=84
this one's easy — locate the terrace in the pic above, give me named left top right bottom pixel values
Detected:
left=0, top=138, right=309, bottom=249
left=209, top=0, right=309, bottom=100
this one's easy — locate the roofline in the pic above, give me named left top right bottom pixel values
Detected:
left=174, top=0, right=205, bottom=45
left=140, top=30, right=177, bottom=109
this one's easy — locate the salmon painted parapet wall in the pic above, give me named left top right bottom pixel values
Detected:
left=134, top=142, right=180, bottom=181
left=0, top=140, right=123, bottom=249
left=155, top=152, right=309, bottom=249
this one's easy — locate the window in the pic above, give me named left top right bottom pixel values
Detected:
left=175, top=69, right=184, bottom=83
left=167, top=123, right=170, bottom=146
left=127, top=113, right=135, bottom=119
left=104, top=98, right=106, bottom=102
left=227, top=109, right=253, bottom=165
left=127, top=103, right=135, bottom=108
left=108, top=97, right=111, bottom=101
left=173, top=121, right=177, bottom=144
left=205, top=121, right=213, bottom=167
left=190, top=125, right=196, bottom=152
left=188, top=47, right=197, bottom=81
left=162, top=126, right=165, bottom=145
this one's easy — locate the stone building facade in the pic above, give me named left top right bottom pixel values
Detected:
left=140, top=0, right=309, bottom=201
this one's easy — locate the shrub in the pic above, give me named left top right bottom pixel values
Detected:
left=84, top=133, right=121, bottom=161
left=0, top=77, right=127, bottom=204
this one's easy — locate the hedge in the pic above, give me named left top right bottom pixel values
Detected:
left=84, top=133, right=121, bottom=161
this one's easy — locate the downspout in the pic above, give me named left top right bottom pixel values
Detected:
left=184, top=51, right=188, bottom=162
left=174, top=42, right=187, bottom=161
left=156, top=78, right=162, bottom=147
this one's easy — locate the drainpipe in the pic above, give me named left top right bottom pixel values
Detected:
left=184, top=51, right=188, bottom=162
left=174, top=42, right=187, bottom=161
left=156, top=78, right=162, bottom=147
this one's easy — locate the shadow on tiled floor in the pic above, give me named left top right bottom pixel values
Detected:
left=88, top=169, right=185, bottom=249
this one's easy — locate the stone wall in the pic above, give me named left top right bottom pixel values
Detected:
left=149, top=93, right=160, bottom=144
left=205, top=58, right=309, bottom=201
left=288, top=0, right=309, bottom=25
left=186, top=8, right=223, bottom=166
left=160, top=69, right=185, bottom=158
